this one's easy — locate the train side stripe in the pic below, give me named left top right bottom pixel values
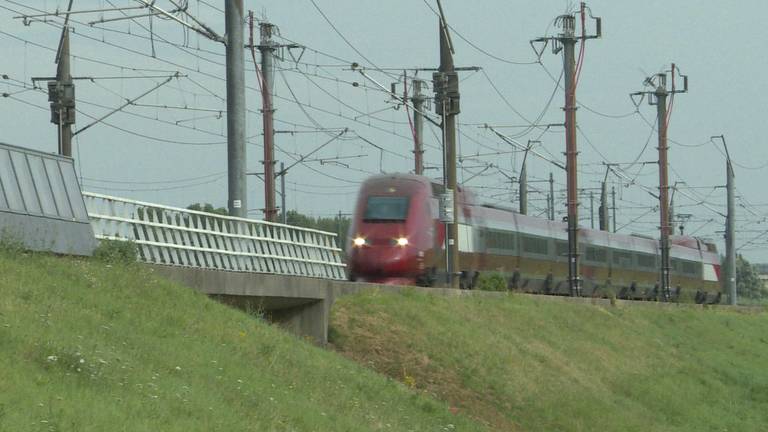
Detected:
left=703, top=263, right=718, bottom=282
left=458, top=224, right=476, bottom=253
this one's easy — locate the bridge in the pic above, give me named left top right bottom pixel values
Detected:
left=83, top=191, right=358, bottom=344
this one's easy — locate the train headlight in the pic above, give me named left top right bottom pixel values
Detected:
left=353, top=237, right=366, bottom=247
left=396, top=237, right=409, bottom=246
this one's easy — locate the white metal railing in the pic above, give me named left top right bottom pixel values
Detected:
left=83, top=192, right=346, bottom=280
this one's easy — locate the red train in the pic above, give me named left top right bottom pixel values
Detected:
left=346, top=174, right=722, bottom=303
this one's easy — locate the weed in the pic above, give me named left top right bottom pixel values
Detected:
left=0, top=229, right=25, bottom=255
left=476, top=272, right=507, bottom=292
left=92, top=239, right=137, bottom=264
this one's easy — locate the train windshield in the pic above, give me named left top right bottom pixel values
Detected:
left=363, top=196, right=410, bottom=221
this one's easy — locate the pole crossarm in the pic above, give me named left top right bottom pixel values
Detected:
left=351, top=64, right=443, bottom=128
left=13, top=4, right=148, bottom=24
left=280, top=129, right=348, bottom=174
left=529, top=4, right=601, bottom=61
left=485, top=125, right=566, bottom=170
left=73, top=74, right=177, bottom=136
left=135, top=0, right=224, bottom=43
left=350, top=65, right=481, bottom=73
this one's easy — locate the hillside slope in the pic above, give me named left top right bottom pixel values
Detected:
left=0, top=249, right=484, bottom=431
left=330, top=290, right=768, bottom=431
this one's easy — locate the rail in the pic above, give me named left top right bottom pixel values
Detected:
left=82, top=192, right=346, bottom=280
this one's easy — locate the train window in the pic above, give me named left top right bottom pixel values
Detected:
left=671, top=259, right=680, bottom=272
left=682, top=261, right=700, bottom=276
left=485, top=229, right=496, bottom=248
left=636, top=254, right=656, bottom=269
left=364, top=196, right=410, bottom=221
left=555, top=241, right=568, bottom=258
left=431, top=183, right=445, bottom=196
left=612, top=251, right=632, bottom=267
left=522, top=235, right=549, bottom=255
left=487, top=230, right=516, bottom=251
left=585, top=246, right=607, bottom=263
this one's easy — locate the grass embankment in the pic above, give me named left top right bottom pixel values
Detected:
left=331, top=290, right=768, bottom=431
left=0, top=248, right=485, bottom=431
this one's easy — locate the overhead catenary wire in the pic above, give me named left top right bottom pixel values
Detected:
left=2, top=6, right=441, bottom=169
left=82, top=174, right=226, bottom=192
left=4, top=1, right=768, bottom=247
left=420, top=0, right=538, bottom=65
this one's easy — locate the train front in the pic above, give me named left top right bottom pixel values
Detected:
left=346, top=175, right=435, bottom=285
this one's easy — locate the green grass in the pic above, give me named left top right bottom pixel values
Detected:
left=0, top=249, right=485, bottom=431
left=330, top=290, right=768, bottom=431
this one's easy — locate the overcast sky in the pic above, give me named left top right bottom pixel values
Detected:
left=1, top=1, right=767, bottom=262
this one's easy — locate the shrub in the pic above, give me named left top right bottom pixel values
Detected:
left=476, top=272, right=508, bottom=292
left=92, top=239, right=137, bottom=264
left=0, top=230, right=25, bottom=254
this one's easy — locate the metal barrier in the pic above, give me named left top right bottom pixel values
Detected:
left=82, top=192, right=346, bottom=280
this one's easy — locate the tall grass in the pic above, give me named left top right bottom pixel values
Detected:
left=331, top=290, right=768, bottom=431
left=0, top=249, right=484, bottom=431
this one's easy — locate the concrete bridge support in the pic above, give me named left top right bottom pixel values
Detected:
left=149, top=265, right=335, bottom=345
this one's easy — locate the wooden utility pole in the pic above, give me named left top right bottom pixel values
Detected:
left=280, top=162, right=287, bottom=224
left=519, top=162, right=528, bottom=215
left=726, top=144, right=736, bottom=305
left=412, top=79, right=426, bottom=175
left=599, top=181, right=609, bottom=231
left=49, top=25, right=75, bottom=157
left=549, top=172, right=555, bottom=221
left=247, top=14, right=302, bottom=222
left=599, top=165, right=610, bottom=231
left=434, top=0, right=460, bottom=288
left=258, top=20, right=278, bottom=222
left=519, top=140, right=537, bottom=215
left=533, top=3, right=601, bottom=296
left=632, top=65, right=688, bottom=300
left=611, top=186, right=617, bottom=232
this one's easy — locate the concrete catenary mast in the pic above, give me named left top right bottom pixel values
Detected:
left=225, top=0, right=247, bottom=218
left=713, top=135, right=737, bottom=305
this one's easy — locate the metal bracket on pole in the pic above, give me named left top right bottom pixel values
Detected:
left=73, top=75, right=176, bottom=136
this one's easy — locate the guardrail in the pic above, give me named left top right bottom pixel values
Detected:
left=82, top=192, right=346, bottom=280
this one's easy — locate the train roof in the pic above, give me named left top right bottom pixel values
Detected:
left=467, top=200, right=713, bottom=259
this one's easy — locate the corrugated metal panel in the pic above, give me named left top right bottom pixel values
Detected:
left=0, top=142, right=95, bottom=255
left=0, top=143, right=89, bottom=222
